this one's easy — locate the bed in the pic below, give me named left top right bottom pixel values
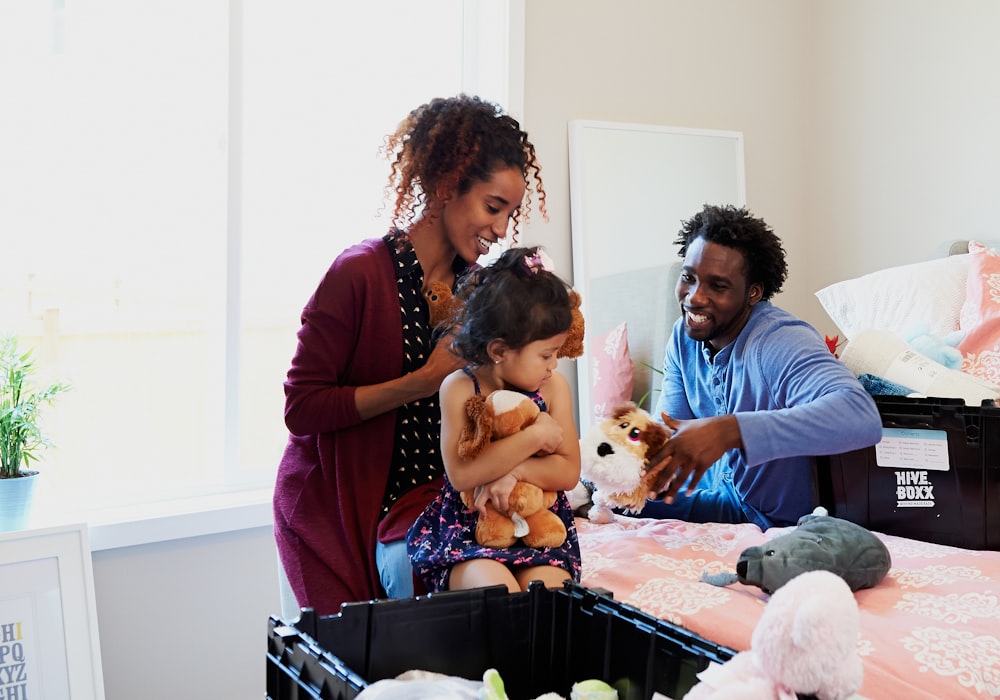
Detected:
left=575, top=516, right=1000, bottom=699
left=572, top=239, right=1000, bottom=699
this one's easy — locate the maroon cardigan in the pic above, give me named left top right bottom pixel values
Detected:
left=273, top=238, right=436, bottom=614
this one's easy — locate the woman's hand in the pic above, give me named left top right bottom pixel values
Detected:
left=413, top=332, right=465, bottom=397
left=473, top=473, right=519, bottom=517
left=355, top=333, right=463, bottom=421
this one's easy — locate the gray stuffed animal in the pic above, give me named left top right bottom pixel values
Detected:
left=702, top=508, right=891, bottom=594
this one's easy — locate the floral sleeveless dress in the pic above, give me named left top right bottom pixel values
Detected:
left=406, top=371, right=582, bottom=593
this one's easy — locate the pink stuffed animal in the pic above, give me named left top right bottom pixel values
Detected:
left=684, top=569, right=863, bottom=700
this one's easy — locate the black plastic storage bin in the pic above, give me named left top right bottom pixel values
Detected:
left=818, top=395, right=1000, bottom=550
left=266, top=581, right=735, bottom=700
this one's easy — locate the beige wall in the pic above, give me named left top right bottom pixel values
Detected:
left=520, top=0, right=1000, bottom=337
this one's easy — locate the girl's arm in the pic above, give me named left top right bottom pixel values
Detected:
left=505, top=371, right=581, bottom=491
left=440, top=370, right=577, bottom=493
left=470, top=372, right=581, bottom=516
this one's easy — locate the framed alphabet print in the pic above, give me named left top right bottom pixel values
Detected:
left=0, top=523, right=105, bottom=699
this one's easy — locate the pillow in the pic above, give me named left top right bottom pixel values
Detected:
left=591, top=321, right=633, bottom=420
left=815, top=254, right=969, bottom=341
left=957, top=241, right=1000, bottom=386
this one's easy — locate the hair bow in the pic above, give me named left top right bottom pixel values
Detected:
left=524, top=249, right=555, bottom=274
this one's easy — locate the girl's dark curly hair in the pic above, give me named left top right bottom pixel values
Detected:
left=449, top=247, right=572, bottom=367
left=381, top=94, right=547, bottom=241
left=674, top=204, right=788, bottom=301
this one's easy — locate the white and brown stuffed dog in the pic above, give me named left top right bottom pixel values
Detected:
left=572, top=402, right=671, bottom=524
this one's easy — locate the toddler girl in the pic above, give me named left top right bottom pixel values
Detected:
left=407, top=246, right=582, bottom=593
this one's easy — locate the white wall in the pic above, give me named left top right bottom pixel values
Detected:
left=520, top=0, right=1000, bottom=333
left=806, top=1, right=1000, bottom=298
left=90, top=3, right=1000, bottom=698
left=92, top=526, right=281, bottom=699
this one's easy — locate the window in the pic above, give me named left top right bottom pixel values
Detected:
left=0, top=0, right=521, bottom=514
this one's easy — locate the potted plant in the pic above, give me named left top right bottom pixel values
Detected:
left=0, top=334, right=69, bottom=531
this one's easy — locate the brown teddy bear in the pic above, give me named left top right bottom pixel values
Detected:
left=558, top=289, right=586, bottom=360
left=457, top=389, right=567, bottom=549
left=459, top=481, right=565, bottom=549
left=424, top=281, right=462, bottom=328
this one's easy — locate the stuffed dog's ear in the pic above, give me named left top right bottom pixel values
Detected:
left=608, top=401, right=639, bottom=420
left=642, top=420, right=670, bottom=456
left=458, top=394, right=493, bottom=460
left=557, top=290, right=586, bottom=359
left=638, top=420, right=671, bottom=487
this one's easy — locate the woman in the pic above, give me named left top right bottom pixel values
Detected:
left=273, top=94, right=547, bottom=614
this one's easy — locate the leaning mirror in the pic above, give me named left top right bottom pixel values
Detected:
left=569, top=120, right=746, bottom=428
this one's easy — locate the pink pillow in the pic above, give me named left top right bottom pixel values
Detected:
left=591, top=321, right=633, bottom=420
left=957, top=241, right=1000, bottom=386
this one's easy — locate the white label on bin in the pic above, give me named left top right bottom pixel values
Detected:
left=885, top=349, right=943, bottom=392
left=875, top=428, right=950, bottom=471
left=876, top=428, right=948, bottom=508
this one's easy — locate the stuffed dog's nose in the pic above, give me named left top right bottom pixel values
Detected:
left=597, top=442, right=614, bottom=457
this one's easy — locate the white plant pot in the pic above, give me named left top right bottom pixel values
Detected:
left=0, top=470, right=40, bottom=532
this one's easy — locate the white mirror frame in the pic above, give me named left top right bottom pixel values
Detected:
left=569, top=120, right=746, bottom=428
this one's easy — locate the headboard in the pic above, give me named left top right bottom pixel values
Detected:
left=568, top=120, right=745, bottom=427
left=585, top=262, right=682, bottom=418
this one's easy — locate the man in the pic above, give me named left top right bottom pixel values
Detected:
left=641, top=204, right=882, bottom=528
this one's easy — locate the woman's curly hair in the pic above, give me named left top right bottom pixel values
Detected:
left=381, top=94, right=546, bottom=241
left=449, top=247, right=572, bottom=367
left=674, top=204, right=788, bottom=301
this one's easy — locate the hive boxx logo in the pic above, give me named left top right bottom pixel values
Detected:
left=894, top=469, right=935, bottom=508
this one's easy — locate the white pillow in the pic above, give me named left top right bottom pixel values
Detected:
left=815, top=254, right=969, bottom=341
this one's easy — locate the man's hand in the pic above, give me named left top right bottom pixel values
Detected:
left=643, top=412, right=743, bottom=503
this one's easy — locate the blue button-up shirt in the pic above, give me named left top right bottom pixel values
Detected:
left=655, top=301, right=882, bottom=528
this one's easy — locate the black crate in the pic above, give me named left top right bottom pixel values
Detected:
left=818, top=395, right=1000, bottom=550
left=266, top=581, right=735, bottom=700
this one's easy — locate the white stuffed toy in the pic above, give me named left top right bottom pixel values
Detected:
left=571, top=402, right=671, bottom=524
left=683, top=569, right=864, bottom=700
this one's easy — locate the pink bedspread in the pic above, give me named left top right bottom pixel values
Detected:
left=576, top=516, right=1000, bottom=699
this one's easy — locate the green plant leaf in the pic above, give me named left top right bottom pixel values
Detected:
left=0, top=335, right=70, bottom=478
left=635, top=360, right=664, bottom=409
